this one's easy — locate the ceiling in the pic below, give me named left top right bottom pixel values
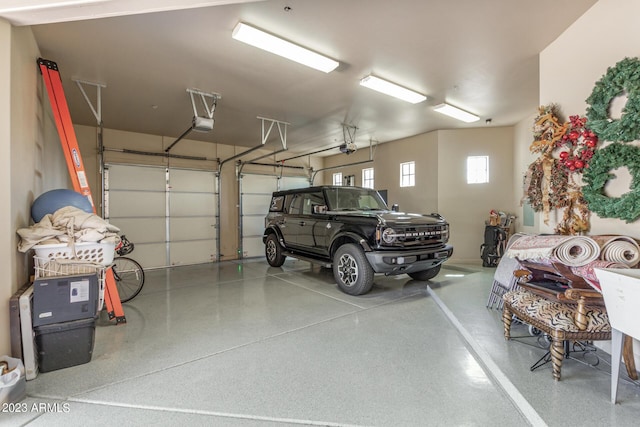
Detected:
left=3, top=0, right=598, bottom=158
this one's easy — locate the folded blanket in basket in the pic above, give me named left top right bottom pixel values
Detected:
left=17, top=206, right=120, bottom=252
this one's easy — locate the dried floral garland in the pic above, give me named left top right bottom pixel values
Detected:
left=555, top=115, right=598, bottom=172
left=554, top=191, right=591, bottom=235
left=582, top=142, right=640, bottom=223
left=585, top=57, right=640, bottom=143
left=523, top=157, right=569, bottom=212
left=530, top=104, right=567, bottom=155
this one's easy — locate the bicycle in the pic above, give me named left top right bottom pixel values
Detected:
left=112, top=235, right=145, bottom=303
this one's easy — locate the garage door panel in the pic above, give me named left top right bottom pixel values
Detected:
left=106, top=163, right=219, bottom=268
left=108, top=165, right=166, bottom=191
left=280, top=176, right=309, bottom=190
left=128, top=243, right=167, bottom=269
left=109, top=191, right=165, bottom=218
left=170, top=240, right=216, bottom=266
left=243, top=237, right=265, bottom=258
left=109, top=218, right=165, bottom=244
left=170, top=169, right=215, bottom=192
left=242, top=194, right=271, bottom=215
left=170, top=192, right=216, bottom=216
left=242, top=174, right=278, bottom=193
left=170, top=217, right=216, bottom=241
left=242, top=216, right=265, bottom=237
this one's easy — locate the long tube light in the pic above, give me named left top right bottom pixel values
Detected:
left=232, top=22, right=339, bottom=73
left=433, top=103, right=480, bottom=123
left=359, top=75, right=426, bottom=104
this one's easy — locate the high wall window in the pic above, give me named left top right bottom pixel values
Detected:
left=362, top=168, right=374, bottom=189
left=400, top=161, right=415, bottom=187
left=332, top=172, right=343, bottom=186
left=467, top=155, right=489, bottom=184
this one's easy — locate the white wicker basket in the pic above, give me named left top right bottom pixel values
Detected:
left=33, top=241, right=115, bottom=266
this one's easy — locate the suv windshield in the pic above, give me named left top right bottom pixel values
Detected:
left=325, top=187, right=388, bottom=211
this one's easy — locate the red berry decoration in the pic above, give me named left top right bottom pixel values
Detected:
left=555, top=115, right=598, bottom=174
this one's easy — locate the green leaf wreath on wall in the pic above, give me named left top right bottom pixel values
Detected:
left=582, top=57, right=640, bottom=223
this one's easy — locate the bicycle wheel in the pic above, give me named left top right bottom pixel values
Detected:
left=112, top=256, right=145, bottom=303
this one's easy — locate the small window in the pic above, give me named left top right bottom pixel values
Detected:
left=333, top=172, right=343, bottom=186
left=362, top=168, right=374, bottom=189
left=467, top=156, right=489, bottom=184
left=400, top=161, right=415, bottom=187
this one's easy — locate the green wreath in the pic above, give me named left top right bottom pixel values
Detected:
left=582, top=143, right=640, bottom=223
left=585, top=57, right=640, bottom=142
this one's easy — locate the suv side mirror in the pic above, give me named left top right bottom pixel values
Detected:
left=391, top=204, right=399, bottom=212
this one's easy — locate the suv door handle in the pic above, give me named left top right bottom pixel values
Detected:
left=299, top=221, right=306, bottom=226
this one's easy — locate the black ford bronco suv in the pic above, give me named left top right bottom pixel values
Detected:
left=263, top=186, right=453, bottom=295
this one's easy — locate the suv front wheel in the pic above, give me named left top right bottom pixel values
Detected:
left=265, top=234, right=286, bottom=267
left=333, top=244, right=374, bottom=295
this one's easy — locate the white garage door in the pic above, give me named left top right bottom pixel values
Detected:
left=240, top=174, right=279, bottom=258
left=239, top=174, right=310, bottom=258
left=280, top=176, right=310, bottom=191
left=168, top=168, right=218, bottom=265
left=105, top=164, right=218, bottom=268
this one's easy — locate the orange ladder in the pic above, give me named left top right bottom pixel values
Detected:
left=37, top=58, right=126, bottom=324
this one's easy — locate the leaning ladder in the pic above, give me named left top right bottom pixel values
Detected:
left=37, top=58, right=126, bottom=324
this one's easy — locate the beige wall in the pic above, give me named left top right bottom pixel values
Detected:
left=533, top=0, right=640, bottom=365
left=0, top=19, right=12, bottom=355
left=322, top=126, right=515, bottom=263
left=512, top=113, right=539, bottom=234
left=321, top=133, right=439, bottom=211
left=1, top=23, right=69, bottom=355
left=437, top=127, right=515, bottom=262
left=537, top=0, right=640, bottom=237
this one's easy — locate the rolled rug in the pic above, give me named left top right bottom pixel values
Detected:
left=553, top=237, right=601, bottom=266
left=591, top=235, right=640, bottom=267
left=506, top=234, right=600, bottom=267
left=570, top=260, right=630, bottom=291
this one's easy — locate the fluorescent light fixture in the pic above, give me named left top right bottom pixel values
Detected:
left=433, top=103, right=480, bottom=123
left=232, top=22, right=339, bottom=73
left=359, top=75, right=426, bottom=104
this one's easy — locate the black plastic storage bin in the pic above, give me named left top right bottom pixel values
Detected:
left=34, top=317, right=96, bottom=372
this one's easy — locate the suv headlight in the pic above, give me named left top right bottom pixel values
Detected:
left=442, top=226, right=449, bottom=242
left=381, top=228, right=397, bottom=244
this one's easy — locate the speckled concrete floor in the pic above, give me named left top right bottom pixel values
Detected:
left=7, top=259, right=640, bottom=426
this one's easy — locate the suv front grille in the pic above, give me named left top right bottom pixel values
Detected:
left=382, top=225, right=448, bottom=247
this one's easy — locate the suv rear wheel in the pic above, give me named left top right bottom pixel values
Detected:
left=333, top=243, right=374, bottom=295
left=407, top=264, right=441, bottom=281
left=265, top=234, right=286, bottom=267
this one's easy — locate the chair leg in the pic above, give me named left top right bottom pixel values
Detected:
left=550, top=338, right=564, bottom=381
left=502, top=306, right=513, bottom=340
